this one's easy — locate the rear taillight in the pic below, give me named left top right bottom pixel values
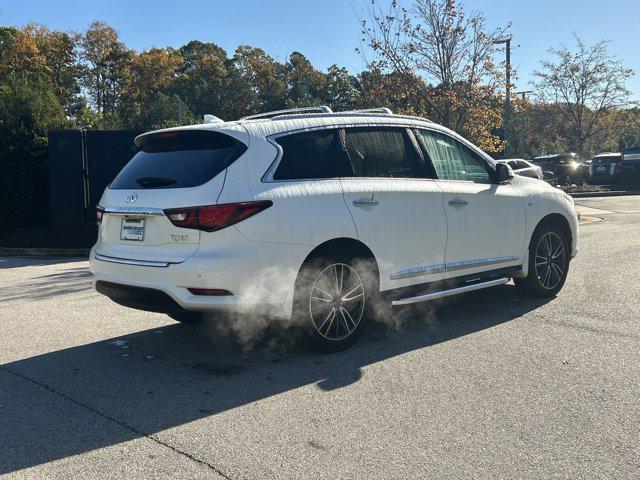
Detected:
left=613, top=163, right=621, bottom=173
left=96, top=206, right=105, bottom=224
left=164, top=200, right=273, bottom=232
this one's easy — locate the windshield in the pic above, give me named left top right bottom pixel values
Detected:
left=110, top=130, right=246, bottom=189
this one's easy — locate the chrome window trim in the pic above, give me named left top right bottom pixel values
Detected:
left=101, top=206, right=165, bottom=216
left=95, top=254, right=171, bottom=268
left=390, top=256, right=520, bottom=280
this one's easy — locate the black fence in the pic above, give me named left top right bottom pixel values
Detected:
left=48, top=130, right=142, bottom=226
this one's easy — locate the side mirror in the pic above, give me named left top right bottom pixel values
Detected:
left=495, top=162, right=515, bottom=183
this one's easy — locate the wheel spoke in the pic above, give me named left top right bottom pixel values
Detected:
left=542, top=265, right=552, bottom=287
left=334, top=264, right=344, bottom=294
left=310, top=295, right=332, bottom=303
left=341, top=283, right=363, bottom=302
left=551, top=261, right=564, bottom=279
left=339, top=306, right=355, bottom=333
left=317, top=307, right=336, bottom=333
left=551, top=240, right=563, bottom=258
left=546, top=234, right=553, bottom=255
left=312, top=284, right=333, bottom=300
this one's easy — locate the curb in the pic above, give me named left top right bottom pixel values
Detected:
left=569, top=190, right=640, bottom=198
left=0, top=247, right=90, bottom=258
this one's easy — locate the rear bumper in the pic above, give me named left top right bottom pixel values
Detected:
left=95, top=281, right=190, bottom=314
left=89, top=239, right=310, bottom=318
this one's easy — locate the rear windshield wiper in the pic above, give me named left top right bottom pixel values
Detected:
left=135, top=177, right=178, bottom=188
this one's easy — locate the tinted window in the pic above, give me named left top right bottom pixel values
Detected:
left=273, top=129, right=353, bottom=180
left=343, top=127, right=425, bottom=178
left=110, top=131, right=246, bottom=189
left=517, top=160, right=531, bottom=169
left=417, top=130, right=490, bottom=182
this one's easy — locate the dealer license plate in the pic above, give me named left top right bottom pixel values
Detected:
left=120, top=217, right=145, bottom=241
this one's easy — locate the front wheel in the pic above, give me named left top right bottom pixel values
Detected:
left=515, top=226, right=570, bottom=297
left=293, top=254, right=377, bottom=353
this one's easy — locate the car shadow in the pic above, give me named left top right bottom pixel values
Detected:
left=0, top=257, right=88, bottom=270
left=0, top=266, right=93, bottom=302
left=0, top=284, right=551, bottom=474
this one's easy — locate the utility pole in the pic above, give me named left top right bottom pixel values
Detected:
left=514, top=91, right=532, bottom=158
left=494, top=36, right=512, bottom=158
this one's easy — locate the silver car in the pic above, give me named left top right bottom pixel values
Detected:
left=498, top=159, right=544, bottom=180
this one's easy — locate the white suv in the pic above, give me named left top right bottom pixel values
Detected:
left=90, top=106, right=578, bottom=351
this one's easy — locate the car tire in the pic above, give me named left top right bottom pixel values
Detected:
left=168, top=312, right=205, bottom=324
left=292, top=253, right=377, bottom=353
left=515, top=224, right=570, bottom=297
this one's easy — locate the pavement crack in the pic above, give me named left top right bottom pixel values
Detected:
left=0, top=365, right=235, bottom=480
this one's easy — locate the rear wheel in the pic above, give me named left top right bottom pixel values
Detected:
left=515, top=226, right=570, bottom=297
left=293, top=254, right=377, bottom=353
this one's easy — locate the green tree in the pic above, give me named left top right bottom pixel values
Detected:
left=119, top=47, right=186, bottom=128
left=233, top=45, right=287, bottom=112
left=24, top=23, right=83, bottom=118
left=79, top=21, right=132, bottom=123
left=358, top=0, right=510, bottom=152
left=534, top=36, right=634, bottom=156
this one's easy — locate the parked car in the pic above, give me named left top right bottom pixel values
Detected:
left=532, top=153, right=586, bottom=185
left=588, top=152, right=622, bottom=184
left=497, top=159, right=543, bottom=180
left=620, top=147, right=640, bottom=184
left=90, top=106, right=579, bottom=352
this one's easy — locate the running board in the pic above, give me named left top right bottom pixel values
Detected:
left=391, top=277, right=509, bottom=306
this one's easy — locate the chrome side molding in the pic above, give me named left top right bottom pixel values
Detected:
left=445, top=256, right=520, bottom=272
left=390, top=256, right=520, bottom=280
left=392, top=277, right=509, bottom=306
left=390, top=264, right=446, bottom=280
left=95, top=254, right=170, bottom=268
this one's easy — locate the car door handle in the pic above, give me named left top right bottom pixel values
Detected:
left=448, top=199, right=468, bottom=207
left=352, top=199, right=379, bottom=207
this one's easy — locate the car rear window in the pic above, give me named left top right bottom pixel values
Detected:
left=110, top=130, right=247, bottom=189
left=273, top=129, right=353, bottom=180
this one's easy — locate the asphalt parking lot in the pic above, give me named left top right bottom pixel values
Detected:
left=1, top=196, right=639, bottom=479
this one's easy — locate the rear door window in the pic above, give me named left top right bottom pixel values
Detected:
left=273, top=129, right=353, bottom=180
left=417, top=129, right=491, bottom=182
left=343, top=127, right=426, bottom=178
left=110, top=130, right=246, bottom=189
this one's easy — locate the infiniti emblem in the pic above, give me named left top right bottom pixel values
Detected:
left=125, top=194, right=138, bottom=203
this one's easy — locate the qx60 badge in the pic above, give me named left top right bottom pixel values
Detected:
left=125, top=194, right=138, bottom=203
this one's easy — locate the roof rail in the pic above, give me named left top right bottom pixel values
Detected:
left=341, top=107, right=393, bottom=115
left=240, top=106, right=333, bottom=121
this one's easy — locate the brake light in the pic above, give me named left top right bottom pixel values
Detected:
left=96, top=206, right=105, bottom=224
left=613, top=163, right=621, bottom=173
left=164, top=200, right=273, bottom=232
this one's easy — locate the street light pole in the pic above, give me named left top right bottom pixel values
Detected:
left=494, top=36, right=512, bottom=158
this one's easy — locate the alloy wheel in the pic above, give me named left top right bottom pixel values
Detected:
left=309, top=263, right=365, bottom=341
left=534, top=232, right=566, bottom=290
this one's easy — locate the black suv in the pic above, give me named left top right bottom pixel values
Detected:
left=532, top=153, right=586, bottom=185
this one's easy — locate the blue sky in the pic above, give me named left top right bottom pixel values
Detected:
left=2, top=0, right=639, bottom=97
